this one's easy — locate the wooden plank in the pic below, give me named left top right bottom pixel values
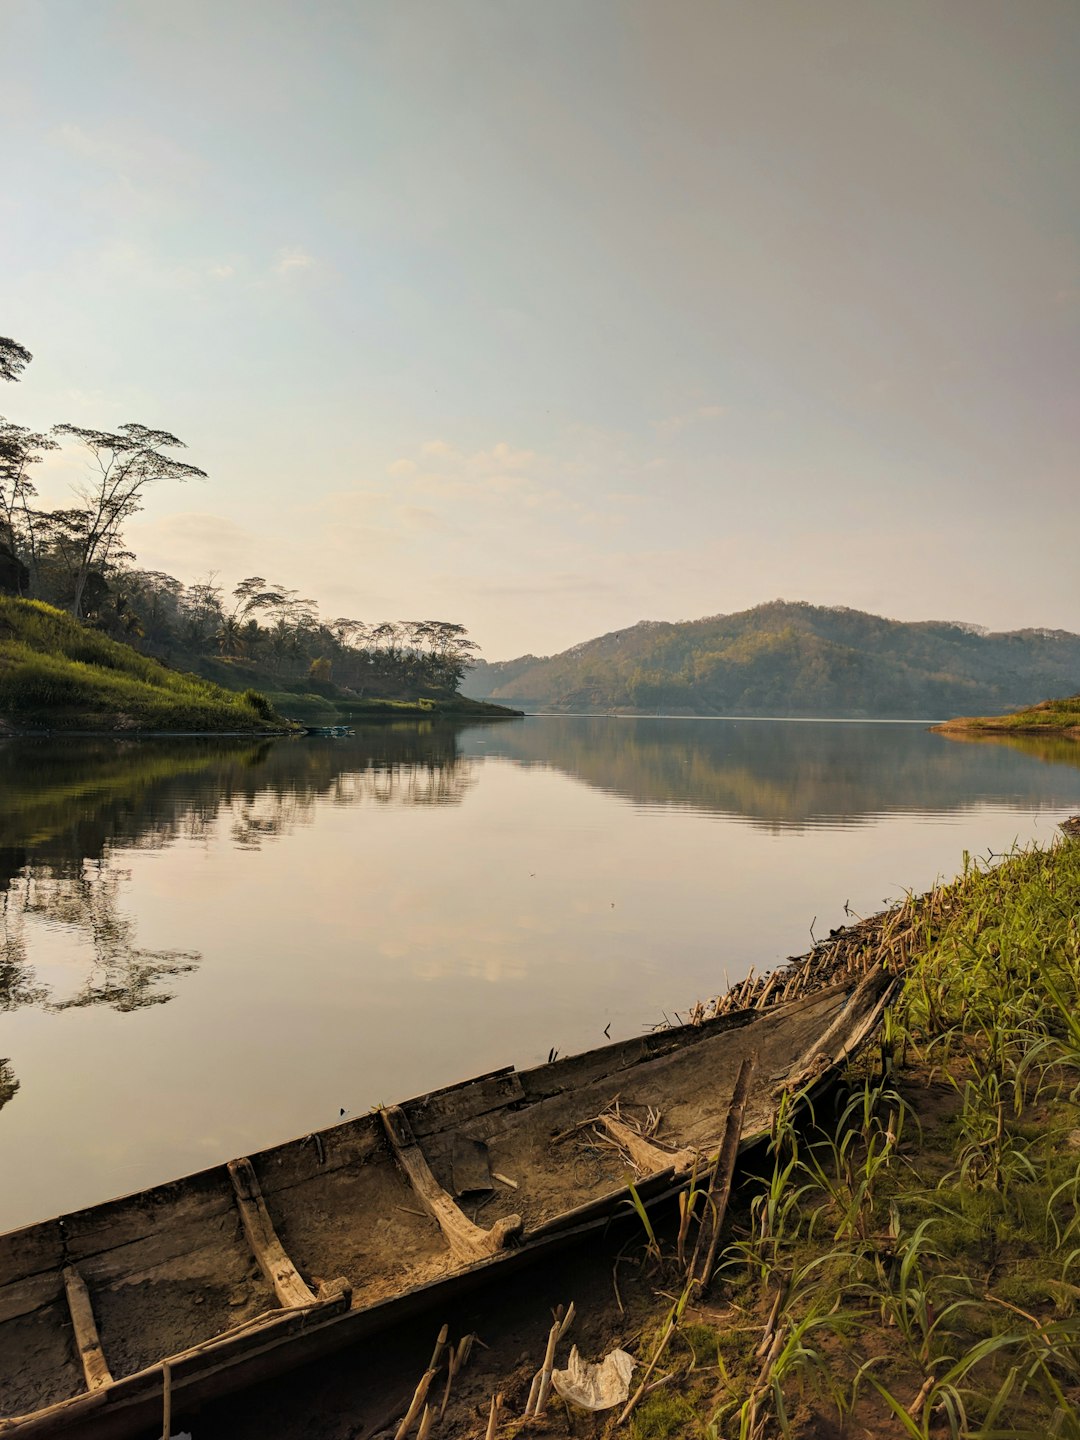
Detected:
left=0, top=1268, right=63, bottom=1326
left=227, top=1158, right=316, bottom=1310
left=379, top=1106, right=523, bottom=1263
left=62, top=1266, right=113, bottom=1392
left=404, top=1070, right=525, bottom=1139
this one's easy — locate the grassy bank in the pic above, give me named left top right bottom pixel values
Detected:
left=499, top=833, right=1080, bottom=1439
left=259, top=690, right=522, bottom=725
left=189, top=654, right=522, bottom=723
left=933, top=693, right=1080, bottom=738
left=0, top=597, right=286, bottom=732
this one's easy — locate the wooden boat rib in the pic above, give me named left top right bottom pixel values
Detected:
left=0, top=966, right=894, bottom=1439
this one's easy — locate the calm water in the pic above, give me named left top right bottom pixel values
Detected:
left=2, top=717, right=1079, bottom=1230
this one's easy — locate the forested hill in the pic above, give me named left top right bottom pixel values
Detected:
left=465, top=602, right=1080, bottom=719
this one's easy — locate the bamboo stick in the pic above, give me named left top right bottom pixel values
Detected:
left=485, top=1393, right=503, bottom=1440
left=393, top=1368, right=437, bottom=1440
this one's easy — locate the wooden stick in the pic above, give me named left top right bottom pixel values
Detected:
left=161, top=1361, right=171, bottom=1440
left=415, top=1404, right=434, bottom=1440
left=617, top=1317, right=675, bottom=1425
left=754, top=1285, right=784, bottom=1359
left=532, top=1315, right=562, bottom=1416
left=689, top=1053, right=756, bottom=1291
left=428, top=1323, right=449, bottom=1371
left=524, top=1302, right=575, bottom=1416
left=393, top=1369, right=437, bottom=1440
left=523, top=1370, right=542, bottom=1417
left=439, top=1333, right=474, bottom=1420
left=485, top=1393, right=503, bottom=1440
left=62, top=1266, right=113, bottom=1392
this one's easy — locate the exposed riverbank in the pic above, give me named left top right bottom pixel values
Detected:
left=932, top=692, right=1080, bottom=740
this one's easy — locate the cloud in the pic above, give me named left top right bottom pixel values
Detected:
left=387, top=458, right=417, bottom=476
left=467, top=441, right=537, bottom=472
left=274, top=246, right=315, bottom=277
left=125, top=511, right=257, bottom=578
left=54, top=121, right=203, bottom=188
left=654, top=403, right=728, bottom=433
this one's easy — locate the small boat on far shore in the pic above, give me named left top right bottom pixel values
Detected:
left=0, top=950, right=894, bottom=1439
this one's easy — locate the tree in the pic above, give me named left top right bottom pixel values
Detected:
left=0, top=419, right=58, bottom=595
left=0, top=337, right=32, bottom=383
left=50, top=423, right=207, bottom=618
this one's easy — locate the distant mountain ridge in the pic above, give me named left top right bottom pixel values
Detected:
left=464, top=602, right=1080, bottom=719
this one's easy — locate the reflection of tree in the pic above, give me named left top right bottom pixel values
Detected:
left=0, top=725, right=482, bottom=1012
left=475, top=719, right=1080, bottom=830
left=0, top=1059, right=18, bottom=1114
left=933, top=730, right=1080, bottom=771
left=1, top=865, right=198, bottom=1014
left=1, top=892, right=49, bottom=1011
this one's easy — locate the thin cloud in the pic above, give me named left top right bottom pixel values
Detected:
left=654, top=404, right=728, bottom=433
left=274, top=246, right=315, bottom=277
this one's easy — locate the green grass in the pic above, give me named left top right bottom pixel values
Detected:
left=936, top=692, right=1080, bottom=735
left=0, top=597, right=286, bottom=732
left=262, top=690, right=521, bottom=725
left=590, top=833, right=1080, bottom=1440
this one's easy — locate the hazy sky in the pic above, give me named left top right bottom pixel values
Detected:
left=2, top=1, right=1077, bottom=658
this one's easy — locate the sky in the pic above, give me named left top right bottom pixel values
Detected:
left=1, top=1, right=1077, bottom=659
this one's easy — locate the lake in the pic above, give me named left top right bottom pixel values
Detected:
left=2, top=716, right=1079, bottom=1231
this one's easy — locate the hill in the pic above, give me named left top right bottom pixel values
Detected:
left=0, top=597, right=286, bottom=733
left=466, top=601, right=1080, bottom=718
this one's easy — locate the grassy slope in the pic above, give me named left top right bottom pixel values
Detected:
left=0, top=598, right=285, bottom=732
left=188, top=654, right=521, bottom=723
left=934, top=693, right=1080, bottom=737
left=505, top=834, right=1080, bottom=1439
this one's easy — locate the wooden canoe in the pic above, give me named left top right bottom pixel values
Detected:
left=0, top=966, right=894, bottom=1439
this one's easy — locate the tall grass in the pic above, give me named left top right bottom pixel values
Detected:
left=626, top=832, right=1080, bottom=1440
left=0, top=597, right=284, bottom=731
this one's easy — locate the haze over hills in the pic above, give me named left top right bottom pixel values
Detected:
left=464, top=602, right=1080, bottom=719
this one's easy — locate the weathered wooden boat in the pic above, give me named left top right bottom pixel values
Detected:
left=0, top=966, right=894, bottom=1439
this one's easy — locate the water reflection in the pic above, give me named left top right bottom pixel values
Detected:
left=0, top=1059, right=16, bottom=1115
left=932, top=728, right=1080, bottom=771
left=3, top=717, right=1080, bottom=1229
left=1, top=867, right=198, bottom=1013
left=0, top=726, right=479, bottom=1024
left=467, top=718, right=1080, bottom=827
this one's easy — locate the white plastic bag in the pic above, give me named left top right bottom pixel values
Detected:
left=551, top=1345, right=635, bottom=1410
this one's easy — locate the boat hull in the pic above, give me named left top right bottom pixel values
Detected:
left=1, top=967, right=894, bottom=1438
